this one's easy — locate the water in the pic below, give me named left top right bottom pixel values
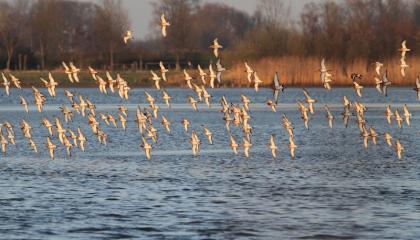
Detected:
left=0, top=87, right=419, bottom=239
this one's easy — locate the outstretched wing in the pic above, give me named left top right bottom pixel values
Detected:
left=62, top=62, right=69, bottom=71
left=273, top=72, right=280, bottom=89
left=273, top=90, right=279, bottom=104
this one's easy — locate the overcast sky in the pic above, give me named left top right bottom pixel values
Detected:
left=84, top=0, right=318, bottom=39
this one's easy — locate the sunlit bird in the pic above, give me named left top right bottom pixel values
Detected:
left=203, top=126, right=213, bottom=144
left=253, top=72, right=262, bottom=92
left=197, top=64, right=207, bottom=84
left=160, top=14, right=170, bottom=37
left=414, top=76, right=420, bottom=100
left=267, top=135, right=278, bottom=158
left=150, top=70, right=161, bottom=90
left=400, top=56, right=409, bottom=77
left=229, top=134, right=239, bottom=155
left=141, top=137, right=152, bottom=160
left=324, top=105, right=334, bottom=128
left=395, top=139, right=404, bottom=160
left=159, top=61, right=168, bottom=82
left=384, top=132, right=393, bottom=147
left=46, top=137, right=56, bottom=159
left=242, top=137, right=252, bottom=158
left=123, top=30, right=133, bottom=44
left=244, top=62, right=255, bottom=83
left=303, top=88, right=317, bottom=114
left=210, top=38, right=223, bottom=58
left=2, top=73, right=10, bottom=96
left=375, top=62, right=383, bottom=75
left=398, top=40, right=410, bottom=57
left=289, top=136, right=297, bottom=160
left=272, top=72, right=285, bottom=104
left=162, top=90, right=172, bottom=108
left=403, top=104, right=411, bottom=126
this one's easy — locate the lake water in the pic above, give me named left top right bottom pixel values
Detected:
left=0, top=87, right=419, bottom=239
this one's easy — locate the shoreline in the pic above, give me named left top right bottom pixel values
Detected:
left=2, top=70, right=416, bottom=88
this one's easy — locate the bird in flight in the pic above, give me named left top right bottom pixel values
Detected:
left=210, top=38, right=223, bottom=58
left=272, top=72, right=285, bottom=104
left=160, top=14, right=170, bottom=37
left=123, top=30, right=133, bottom=44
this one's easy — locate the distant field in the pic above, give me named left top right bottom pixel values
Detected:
left=4, top=57, right=418, bottom=88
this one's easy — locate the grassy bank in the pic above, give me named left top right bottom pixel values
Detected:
left=4, top=57, right=418, bottom=88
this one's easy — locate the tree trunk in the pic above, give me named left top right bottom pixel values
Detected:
left=40, top=43, right=45, bottom=70
left=110, top=45, right=114, bottom=71
left=6, top=47, right=13, bottom=70
left=175, top=53, right=180, bottom=71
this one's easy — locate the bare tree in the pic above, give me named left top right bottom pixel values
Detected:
left=91, top=0, right=129, bottom=70
left=152, top=0, right=200, bottom=69
left=30, top=0, right=63, bottom=70
left=0, top=0, right=29, bottom=70
left=256, top=0, right=291, bottom=29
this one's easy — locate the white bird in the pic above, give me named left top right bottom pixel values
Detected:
left=216, top=59, right=226, bottom=84
left=123, top=30, right=133, bottom=44
left=244, top=62, right=255, bottom=83
left=400, top=56, right=409, bottom=77
left=159, top=61, right=168, bottom=82
left=150, top=70, right=161, bottom=90
left=375, top=62, right=383, bottom=75
left=183, top=69, right=193, bottom=89
left=353, top=81, right=363, bottom=97
left=2, top=73, right=10, bottom=96
left=209, top=64, right=216, bottom=88
left=267, top=135, right=278, bottom=158
left=272, top=72, right=285, bottom=104
left=46, top=137, right=56, bottom=159
left=197, top=64, right=207, bottom=84
left=203, top=126, right=213, bottom=144
left=395, top=139, right=404, bottom=160
left=160, top=14, right=170, bottom=37
left=162, top=90, right=172, bottom=108
left=70, top=62, right=80, bottom=83
left=399, top=40, right=410, bottom=57
left=210, top=38, right=223, bottom=58
left=20, top=96, right=28, bottom=113
left=414, top=76, right=420, bottom=100
left=141, top=137, right=152, bottom=160
left=289, top=136, right=297, bottom=160
left=253, top=72, right=262, bottom=92
left=242, top=138, right=252, bottom=158
left=229, top=135, right=239, bottom=155
left=384, top=132, right=393, bottom=147
left=403, top=104, right=411, bottom=126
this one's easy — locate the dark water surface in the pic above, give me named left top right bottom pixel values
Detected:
left=0, top=88, right=419, bottom=239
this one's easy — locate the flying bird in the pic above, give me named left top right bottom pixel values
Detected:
left=160, top=14, right=170, bottom=37
left=159, top=61, right=169, bottom=82
left=267, top=135, right=278, bottom=158
left=123, top=30, right=133, bottom=44
left=210, top=38, right=223, bottom=58
left=414, top=76, right=420, bottom=100
left=399, top=40, right=410, bottom=57
left=374, top=62, right=383, bottom=75
left=400, top=56, right=409, bottom=77
left=272, top=72, right=285, bottom=104
left=244, top=62, right=255, bottom=83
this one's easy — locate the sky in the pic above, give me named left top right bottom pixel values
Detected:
left=84, top=0, right=318, bottom=39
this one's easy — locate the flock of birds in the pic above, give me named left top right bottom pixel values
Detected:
left=0, top=14, right=419, bottom=161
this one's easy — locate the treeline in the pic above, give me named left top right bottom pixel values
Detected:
left=0, top=0, right=130, bottom=70
left=149, top=0, right=420, bottom=65
left=1, top=0, right=420, bottom=71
